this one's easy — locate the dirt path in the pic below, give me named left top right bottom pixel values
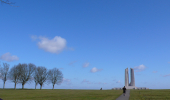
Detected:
left=116, top=89, right=130, bottom=100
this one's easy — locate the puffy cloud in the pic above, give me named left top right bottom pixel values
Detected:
left=153, top=71, right=157, bottom=73
left=133, top=64, right=146, bottom=72
left=83, top=62, right=89, bottom=68
left=37, top=36, right=67, bottom=54
left=116, top=80, right=121, bottom=83
left=0, top=52, right=19, bottom=62
left=31, top=35, right=74, bottom=54
left=163, top=74, right=170, bottom=77
left=90, top=67, right=103, bottom=73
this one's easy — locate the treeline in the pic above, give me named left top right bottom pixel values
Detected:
left=0, top=62, right=63, bottom=90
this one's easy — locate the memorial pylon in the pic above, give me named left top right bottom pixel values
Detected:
left=125, top=68, right=136, bottom=89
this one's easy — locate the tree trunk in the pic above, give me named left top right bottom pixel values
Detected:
left=14, top=83, right=16, bottom=90
left=40, top=85, right=42, bottom=90
left=22, top=84, right=24, bottom=89
left=53, top=84, right=54, bottom=90
left=3, top=81, right=6, bottom=89
left=35, top=83, right=37, bottom=89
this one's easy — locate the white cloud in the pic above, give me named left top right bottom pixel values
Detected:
left=0, top=52, right=19, bottom=62
left=153, top=71, right=157, bottom=73
left=81, top=79, right=92, bottom=84
left=37, top=36, right=67, bottom=54
left=30, top=35, right=37, bottom=41
left=83, top=62, right=89, bottom=68
left=62, top=78, right=71, bottom=85
left=163, top=74, right=170, bottom=77
left=116, top=80, right=121, bottom=83
left=90, top=67, right=103, bottom=73
left=63, top=78, right=70, bottom=82
left=133, top=64, right=146, bottom=72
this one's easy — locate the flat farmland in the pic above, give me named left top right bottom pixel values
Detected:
left=0, top=89, right=122, bottom=100
left=129, top=89, right=170, bottom=100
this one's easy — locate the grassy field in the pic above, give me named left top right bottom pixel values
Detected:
left=129, top=89, right=170, bottom=100
left=0, top=89, right=122, bottom=100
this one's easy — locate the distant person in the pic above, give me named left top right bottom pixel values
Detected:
left=123, top=86, right=126, bottom=96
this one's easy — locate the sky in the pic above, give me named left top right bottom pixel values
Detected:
left=0, top=0, right=170, bottom=90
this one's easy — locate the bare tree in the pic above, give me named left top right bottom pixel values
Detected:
left=0, top=63, right=10, bottom=89
left=0, top=0, right=18, bottom=7
left=8, top=64, right=21, bottom=89
left=18, top=63, right=36, bottom=89
left=34, top=66, right=48, bottom=90
left=33, top=66, right=39, bottom=89
left=47, top=68, right=63, bottom=90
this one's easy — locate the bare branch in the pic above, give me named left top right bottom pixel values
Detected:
left=18, top=63, right=36, bottom=89
left=33, top=66, right=39, bottom=89
left=8, top=64, right=22, bottom=89
left=47, top=68, right=63, bottom=90
left=34, top=66, right=48, bottom=90
left=0, top=62, right=10, bottom=89
left=0, top=0, right=19, bottom=7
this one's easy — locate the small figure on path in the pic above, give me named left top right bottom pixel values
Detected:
left=123, top=86, right=126, bottom=96
left=100, top=88, right=102, bottom=90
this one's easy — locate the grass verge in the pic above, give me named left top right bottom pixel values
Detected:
left=129, top=89, right=170, bottom=100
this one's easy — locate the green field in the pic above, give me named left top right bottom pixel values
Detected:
left=129, top=89, right=170, bottom=100
left=1, top=89, right=170, bottom=100
left=0, top=89, right=122, bottom=100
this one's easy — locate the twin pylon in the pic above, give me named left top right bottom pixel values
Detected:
left=125, top=68, right=135, bottom=89
left=112, top=68, right=149, bottom=90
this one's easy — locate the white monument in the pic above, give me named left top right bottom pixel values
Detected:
left=125, top=68, right=137, bottom=89
left=112, top=68, right=149, bottom=90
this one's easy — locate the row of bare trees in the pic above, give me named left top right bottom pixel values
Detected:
left=0, top=62, right=63, bottom=90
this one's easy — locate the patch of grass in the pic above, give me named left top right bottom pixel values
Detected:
left=0, top=89, right=122, bottom=100
left=129, top=89, right=170, bottom=100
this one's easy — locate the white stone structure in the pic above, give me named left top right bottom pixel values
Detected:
left=112, top=68, right=149, bottom=90
left=124, top=68, right=149, bottom=89
left=125, top=68, right=137, bottom=89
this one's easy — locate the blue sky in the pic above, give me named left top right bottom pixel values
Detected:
left=0, top=0, right=170, bottom=90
